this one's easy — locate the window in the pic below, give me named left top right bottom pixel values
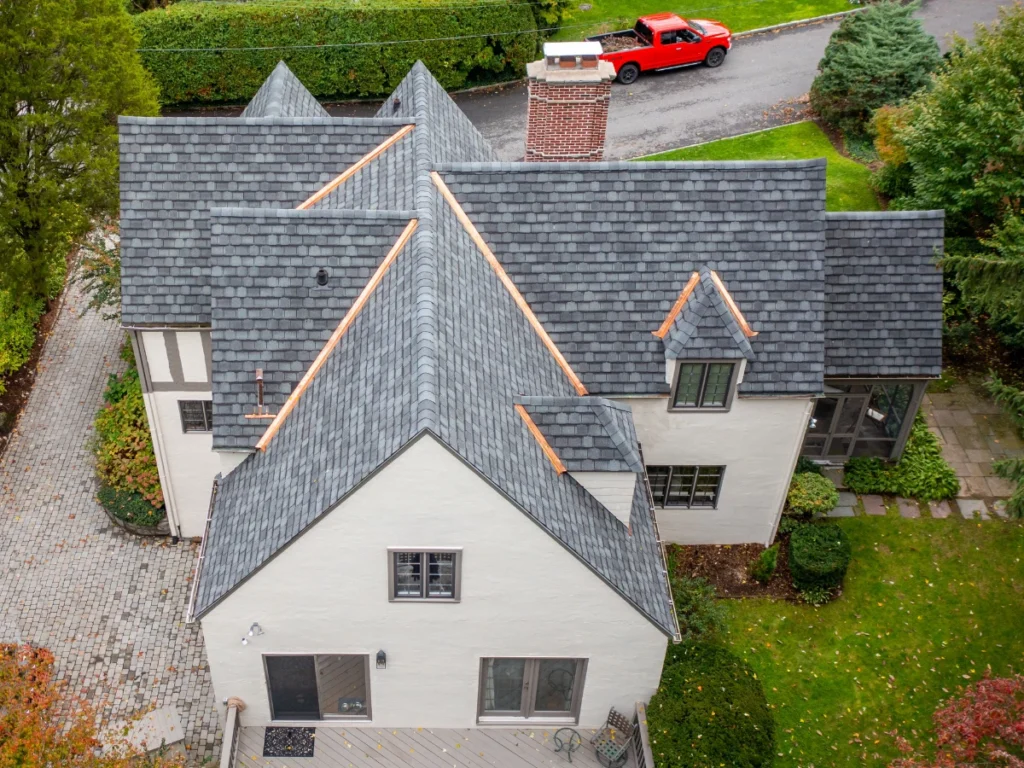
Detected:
left=264, top=654, right=370, bottom=721
left=179, top=400, right=213, bottom=432
left=389, top=549, right=460, bottom=601
left=671, top=362, right=735, bottom=409
left=478, top=658, right=587, bottom=721
left=647, top=465, right=724, bottom=508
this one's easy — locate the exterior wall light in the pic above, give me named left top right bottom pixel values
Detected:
left=376, top=650, right=387, bottom=669
left=242, top=622, right=264, bottom=645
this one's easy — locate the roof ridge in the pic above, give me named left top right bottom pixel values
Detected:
left=240, top=61, right=331, bottom=119
left=434, top=158, right=829, bottom=171
left=662, top=269, right=756, bottom=361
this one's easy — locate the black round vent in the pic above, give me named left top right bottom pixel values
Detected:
left=316, top=268, right=329, bottom=286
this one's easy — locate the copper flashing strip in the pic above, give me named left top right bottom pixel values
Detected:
left=255, top=218, right=419, bottom=451
left=515, top=404, right=567, bottom=475
left=244, top=413, right=277, bottom=420
left=653, top=272, right=700, bottom=338
left=296, top=124, right=415, bottom=210
left=430, top=171, right=588, bottom=396
left=709, top=270, right=758, bottom=338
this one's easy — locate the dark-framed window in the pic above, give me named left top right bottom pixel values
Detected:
left=671, top=362, right=736, bottom=409
left=478, top=658, right=587, bottom=722
left=388, top=549, right=461, bottom=601
left=179, top=400, right=213, bottom=433
left=647, top=465, right=724, bottom=508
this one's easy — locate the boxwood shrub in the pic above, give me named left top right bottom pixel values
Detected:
left=647, top=641, right=775, bottom=768
left=97, top=484, right=165, bottom=527
left=786, top=472, right=839, bottom=517
left=134, top=0, right=540, bottom=105
left=844, top=415, right=960, bottom=501
left=789, top=522, right=851, bottom=593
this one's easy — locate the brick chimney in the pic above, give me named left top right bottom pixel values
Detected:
left=525, top=42, right=616, bottom=162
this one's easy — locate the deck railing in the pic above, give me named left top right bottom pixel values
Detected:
left=220, top=699, right=244, bottom=768
left=631, top=702, right=656, bottom=768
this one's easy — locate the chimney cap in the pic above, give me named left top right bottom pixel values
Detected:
left=543, top=41, right=602, bottom=58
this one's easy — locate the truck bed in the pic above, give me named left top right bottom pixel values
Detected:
left=587, top=29, right=649, bottom=53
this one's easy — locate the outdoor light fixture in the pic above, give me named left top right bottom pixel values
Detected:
left=248, top=622, right=264, bottom=637
left=376, top=650, right=387, bottom=669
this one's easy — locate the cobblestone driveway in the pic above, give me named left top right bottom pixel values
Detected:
left=0, top=282, right=220, bottom=762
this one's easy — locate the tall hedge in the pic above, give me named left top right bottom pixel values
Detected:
left=133, top=0, right=540, bottom=105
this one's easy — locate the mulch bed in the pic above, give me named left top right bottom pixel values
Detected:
left=669, top=537, right=801, bottom=602
left=0, top=295, right=64, bottom=460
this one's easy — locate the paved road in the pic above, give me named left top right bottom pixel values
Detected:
left=445, top=0, right=1008, bottom=160
left=0, top=280, right=220, bottom=761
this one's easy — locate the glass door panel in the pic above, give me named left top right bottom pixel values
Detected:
left=317, top=655, right=369, bottom=719
left=481, top=658, right=527, bottom=715
left=533, top=659, right=578, bottom=714
left=265, top=655, right=320, bottom=720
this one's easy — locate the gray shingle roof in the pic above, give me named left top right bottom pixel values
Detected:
left=208, top=208, right=416, bottom=450
left=436, top=161, right=828, bottom=396
left=240, top=61, right=330, bottom=119
left=118, top=116, right=413, bottom=326
left=824, top=211, right=944, bottom=378
left=517, top=396, right=644, bottom=473
left=663, top=267, right=756, bottom=361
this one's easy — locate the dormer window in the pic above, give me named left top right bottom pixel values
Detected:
left=672, top=362, right=735, bottom=409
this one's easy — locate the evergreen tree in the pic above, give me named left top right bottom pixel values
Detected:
left=985, top=374, right=1024, bottom=433
left=810, top=1, right=940, bottom=137
left=0, top=0, right=159, bottom=301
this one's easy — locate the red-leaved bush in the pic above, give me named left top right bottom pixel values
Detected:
left=893, top=674, right=1024, bottom=768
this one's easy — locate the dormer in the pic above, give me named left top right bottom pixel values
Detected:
left=653, top=267, right=758, bottom=412
left=515, top=397, right=644, bottom=528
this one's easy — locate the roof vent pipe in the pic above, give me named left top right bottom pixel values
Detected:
left=316, top=268, right=329, bottom=286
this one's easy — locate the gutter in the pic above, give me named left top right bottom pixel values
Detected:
left=637, top=441, right=683, bottom=643
left=186, top=476, right=219, bottom=624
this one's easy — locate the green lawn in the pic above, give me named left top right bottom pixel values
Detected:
left=639, top=121, right=881, bottom=212
left=552, top=0, right=849, bottom=41
left=724, top=517, right=1024, bottom=767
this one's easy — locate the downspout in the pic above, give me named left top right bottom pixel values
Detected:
left=186, top=476, right=219, bottom=624
left=638, top=442, right=683, bottom=643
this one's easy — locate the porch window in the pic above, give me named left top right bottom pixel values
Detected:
left=647, top=465, right=724, bottom=508
left=671, top=362, right=735, bottom=409
left=179, top=400, right=213, bottom=432
left=478, top=658, right=587, bottom=721
left=264, top=654, right=370, bottom=721
left=389, top=549, right=461, bottom=601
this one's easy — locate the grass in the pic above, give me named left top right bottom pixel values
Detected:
left=723, top=516, right=1024, bottom=767
left=552, top=0, right=850, bottom=41
left=639, top=121, right=881, bottom=212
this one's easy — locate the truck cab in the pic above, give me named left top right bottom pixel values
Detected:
left=588, top=12, right=732, bottom=84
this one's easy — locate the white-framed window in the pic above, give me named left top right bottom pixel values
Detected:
left=647, top=465, right=724, bottom=508
left=388, top=549, right=461, bottom=601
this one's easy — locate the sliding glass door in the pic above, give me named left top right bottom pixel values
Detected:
left=478, top=658, right=586, bottom=721
left=264, top=654, right=371, bottom=721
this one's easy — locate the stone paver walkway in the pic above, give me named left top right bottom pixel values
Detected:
left=0, top=281, right=220, bottom=762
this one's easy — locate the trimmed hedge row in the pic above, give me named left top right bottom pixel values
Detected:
left=789, top=522, right=851, bottom=593
left=134, top=0, right=540, bottom=105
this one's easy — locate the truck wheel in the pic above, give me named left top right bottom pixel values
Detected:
left=704, top=47, right=726, bottom=68
left=617, top=63, right=640, bottom=85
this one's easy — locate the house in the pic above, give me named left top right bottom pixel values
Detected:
left=117, top=51, right=942, bottom=730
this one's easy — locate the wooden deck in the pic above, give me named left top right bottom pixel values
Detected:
left=234, top=725, right=634, bottom=768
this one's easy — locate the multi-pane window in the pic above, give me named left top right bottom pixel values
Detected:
left=479, top=658, right=587, bottom=720
left=671, top=362, right=735, bottom=409
left=390, top=550, right=459, bottom=600
left=647, top=465, right=724, bottom=508
left=178, top=400, right=213, bottom=432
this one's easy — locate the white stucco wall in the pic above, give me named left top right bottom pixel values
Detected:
left=143, top=390, right=244, bottom=538
left=200, top=435, right=669, bottom=728
left=568, top=471, right=636, bottom=527
left=620, top=395, right=813, bottom=545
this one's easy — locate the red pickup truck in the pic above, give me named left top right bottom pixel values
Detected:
left=587, top=13, right=732, bottom=84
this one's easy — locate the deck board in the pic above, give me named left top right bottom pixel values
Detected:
left=234, top=725, right=633, bottom=768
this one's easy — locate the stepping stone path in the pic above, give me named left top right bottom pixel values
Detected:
left=897, top=498, right=921, bottom=518
left=956, top=498, right=990, bottom=520
left=929, top=500, right=954, bottom=519
left=828, top=491, right=857, bottom=517
left=862, top=495, right=887, bottom=516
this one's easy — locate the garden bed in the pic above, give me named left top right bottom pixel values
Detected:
left=669, top=539, right=801, bottom=602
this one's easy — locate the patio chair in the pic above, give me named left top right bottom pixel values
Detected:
left=590, top=708, right=634, bottom=768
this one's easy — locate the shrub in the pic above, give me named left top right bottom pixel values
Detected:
left=786, top=472, right=839, bottom=517
left=93, top=363, right=163, bottom=509
left=97, top=484, right=164, bottom=527
left=844, top=415, right=960, bottom=500
left=647, top=642, right=775, bottom=768
left=809, top=1, right=940, bottom=136
left=789, top=522, right=851, bottom=593
left=133, top=0, right=539, bottom=105
left=0, top=290, right=43, bottom=396
left=749, top=545, right=778, bottom=585
left=794, top=456, right=824, bottom=476
left=776, top=515, right=806, bottom=537
left=670, top=572, right=727, bottom=642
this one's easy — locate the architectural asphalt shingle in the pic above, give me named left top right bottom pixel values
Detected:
left=119, top=60, right=943, bottom=636
left=240, top=61, right=331, bottom=119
